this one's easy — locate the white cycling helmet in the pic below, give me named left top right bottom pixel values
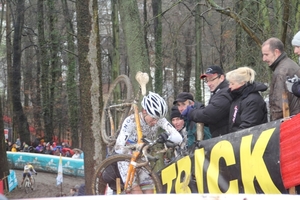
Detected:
left=141, top=92, right=168, bottom=119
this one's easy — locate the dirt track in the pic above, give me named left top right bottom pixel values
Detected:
left=5, top=170, right=85, bottom=199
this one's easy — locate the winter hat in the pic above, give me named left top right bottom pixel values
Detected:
left=170, top=106, right=181, bottom=119
left=292, top=31, right=300, bottom=46
left=173, top=92, right=194, bottom=105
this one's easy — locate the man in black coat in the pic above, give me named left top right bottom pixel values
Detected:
left=181, top=66, right=232, bottom=138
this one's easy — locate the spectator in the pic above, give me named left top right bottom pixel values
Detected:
left=50, top=142, right=57, bottom=151
left=11, top=143, right=17, bottom=152
left=32, top=136, right=41, bottom=148
left=285, top=31, right=300, bottom=98
left=170, top=106, right=185, bottom=133
left=62, top=142, right=70, bottom=148
left=226, top=66, right=268, bottom=132
left=53, top=147, right=61, bottom=156
left=6, top=141, right=13, bottom=151
left=70, top=185, right=79, bottom=196
left=22, top=144, right=30, bottom=152
left=173, top=93, right=211, bottom=150
left=5, top=139, right=8, bottom=150
left=72, top=149, right=82, bottom=159
left=62, top=148, right=74, bottom=157
left=43, top=145, right=53, bottom=155
left=162, top=106, right=187, bottom=163
left=15, top=137, right=21, bottom=150
left=181, top=66, right=232, bottom=137
left=20, top=141, right=27, bottom=151
left=35, top=143, right=44, bottom=153
left=80, top=152, right=84, bottom=159
left=262, top=37, right=300, bottom=121
left=286, top=75, right=300, bottom=98
left=78, top=184, right=85, bottom=196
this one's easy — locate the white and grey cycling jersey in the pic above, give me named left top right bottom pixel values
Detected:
left=114, top=112, right=182, bottom=191
left=114, top=112, right=182, bottom=154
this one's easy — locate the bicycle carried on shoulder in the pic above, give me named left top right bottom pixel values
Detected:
left=92, top=72, right=165, bottom=194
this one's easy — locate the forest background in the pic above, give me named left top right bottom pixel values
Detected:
left=0, top=0, right=300, bottom=196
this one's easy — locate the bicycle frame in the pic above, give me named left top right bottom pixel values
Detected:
left=106, top=102, right=132, bottom=141
left=100, top=72, right=164, bottom=194
left=107, top=90, right=148, bottom=193
left=24, top=174, right=32, bottom=193
left=123, top=102, right=144, bottom=193
left=24, top=176, right=30, bottom=187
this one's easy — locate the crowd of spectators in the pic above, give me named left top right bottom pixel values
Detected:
left=5, top=137, right=84, bottom=159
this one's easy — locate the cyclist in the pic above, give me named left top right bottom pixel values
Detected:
left=20, top=162, right=37, bottom=189
left=114, top=91, right=183, bottom=194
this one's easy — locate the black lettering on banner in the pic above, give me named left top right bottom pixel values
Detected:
left=160, top=120, right=287, bottom=194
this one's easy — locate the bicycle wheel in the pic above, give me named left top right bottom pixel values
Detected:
left=24, top=179, right=30, bottom=194
left=31, top=176, right=36, bottom=190
left=92, top=154, right=162, bottom=195
left=101, top=75, right=133, bottom=145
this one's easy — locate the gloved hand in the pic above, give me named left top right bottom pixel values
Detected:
left=157, top=132, right=169, bottom=143
left=286, top=75, right=300, bottom=93
left=181, top=105, right=193, bottom=120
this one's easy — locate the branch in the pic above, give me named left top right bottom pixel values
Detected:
left=205, top=0, right=262, bottom=47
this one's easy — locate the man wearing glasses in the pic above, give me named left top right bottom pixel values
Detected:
left=181, top=65, right=232, bottom=138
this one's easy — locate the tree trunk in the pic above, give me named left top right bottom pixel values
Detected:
left=280, top=0, right=290, bottom=45
left=62, top=0, right=80, bottom=148
left=118, top=0, right=150, bottom=93
left=152, top=0, right=163, bottom=94
left=0, top=96, right=9, bottom=180
left=46, top=0, right=60, bottom=142
left=6, top=1, right=13, bottom=137
left=195, top=0, right=203, bottom=102
left=235, top=0, right=243, bottom=67
left=32, top=0, right=43, bottom=141
left=183, top=24, right=192, bottom=92
left=12, top=0, right=31, bottom=145
left=39, top=0, right=51, bottom=141
left=76, top=0, right=105, bottom=194
left=111, top=0, right=120, bottom=81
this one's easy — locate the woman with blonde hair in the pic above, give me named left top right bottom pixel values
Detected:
left=226, top=66, right=268, bottom=133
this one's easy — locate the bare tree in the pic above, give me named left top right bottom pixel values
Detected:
left=195, top=0, right=203, bottom=102
left=39, top=0, right=51, bottom=142
left=61, top=0, right=80, bottom=148
left=152, top=0, right=163, bottom=93
left=118, top=0, right=150, bottom=93
left=0, top=96, right=9, bottom=181
left=76, top=0, right=105, bottom=194
left=111, top=0, right=121, bottom=81
left=12, top=0, right=31, bottom=145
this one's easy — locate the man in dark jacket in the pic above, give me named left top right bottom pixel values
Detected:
left=262, top=37, right=300, bottom=121
left=181, top=66, right=232, bottom=138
